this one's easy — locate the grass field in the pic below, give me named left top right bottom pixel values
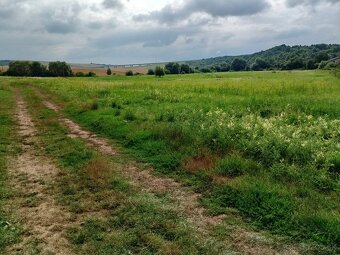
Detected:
left=1, top=70, right=339, bottom=253
left=0, top=82, right=20, bottom=250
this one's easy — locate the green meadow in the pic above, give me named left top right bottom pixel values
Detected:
left=7, top=70, right=340, bottom=251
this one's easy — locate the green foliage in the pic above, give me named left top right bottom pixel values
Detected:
left=31, top=61, right=48, bottom=77
left=0, top=87, right=20, bottom=250
left=203, top=182, right=295, bottom=231
left=123, top=110, right=136, bottom=121
left=187, top=44, right=340, bottom=71
left=147, top=69, right=155, bottom=75
left=106, top=67, right=112, bottom=76
left=48, top=61, right=72, bottom=77
left=125, top=70, right=134, bottom=76
left=231, top=58, right=247, bottom=71
left=251, top=58, right=269, bottom=71
left=8, top=61, right=32, bottom=76
left=214, top=155, right=258, bottom=177
left=87, top=71, right=96, bottom=77
left=165, top=62, right=180, bottom=74
left=180, top=64, right=191, bottom=74
left=155, top=66, right=165, bottom=77
left=75, top=72, right=85, bottom=77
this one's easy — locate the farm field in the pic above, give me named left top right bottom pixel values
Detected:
left=0, top=70, right=339, bottom=254
left=71, top=66, right=149, bottom=76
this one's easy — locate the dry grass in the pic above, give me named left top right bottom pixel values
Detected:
left=183, top=150, right=218, bottom=172
left=72, top=67, right=148, bottom=76
left=84, top=157, right=113, bottom=182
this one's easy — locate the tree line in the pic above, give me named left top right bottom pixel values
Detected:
left=187, top=44, right=340, bottom=72
left=0, top=61, right=97, bottom=77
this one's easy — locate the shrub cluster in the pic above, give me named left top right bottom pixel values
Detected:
left=4, top=61, right=73, bottom=77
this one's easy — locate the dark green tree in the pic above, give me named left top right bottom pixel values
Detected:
left=180, top=64, right=190, bottom=74
left=251, top=58, right=270, bottom=71
left=7, top=61, right=31, bottom=76
left=285, top=57, right=304, bottom=70
left=305, top=59, right=317, bottom=70
left=31, top=61, right=47, bottom=77
left=106, top=67, right=112, bottom=75
left=126, top=70, right=134, bottom=76
left=155, top=66, right=165, bottom=77
left=231, top=58, right=247, bottom=71
left=48, top=61, right=72, bottom=77
left=147, top=69, right=155, bottom=75
left=165, top=62, right=180, bottom=74
left=315, top=52, right=329, bottom=63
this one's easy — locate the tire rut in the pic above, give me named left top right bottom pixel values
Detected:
left=37, top=89, right=300, bottom=255
left=5, top=92, right=74, bottom=255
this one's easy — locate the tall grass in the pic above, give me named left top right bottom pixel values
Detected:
left=0, top=83, right=20, bottom=250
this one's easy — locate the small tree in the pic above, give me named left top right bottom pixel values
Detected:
left=147, top=69, right=155, bottom=75
left=126, top=70, right=134, bottom=76
left=106, top=67, right=112, bottom=75
left=155, top=66, right=165, bottom=77
left=87, top=71, right=97, bottom=77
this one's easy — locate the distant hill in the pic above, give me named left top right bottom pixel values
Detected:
left=1, top=44, right=339, bottom=72
left=185, top=44, right=340, bottom=70
left=0, top=60, right=10, bottom=66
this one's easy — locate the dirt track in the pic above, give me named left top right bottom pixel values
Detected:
left=5, top=92, right=73, bottom=255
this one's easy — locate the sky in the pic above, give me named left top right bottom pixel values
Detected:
left=0, top=0, right=339, bottom=64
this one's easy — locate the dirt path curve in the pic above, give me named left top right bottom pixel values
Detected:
left=37, top=89, right=300, bottom=255
left=5, top=91, right=74, bottom=255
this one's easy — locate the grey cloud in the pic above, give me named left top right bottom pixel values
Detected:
left=286, top=0, right=340, bottom=7
left=187, top=0, right=269, bottom=17
left=134, top=0, right=269, bottom=24
left=93, top=25, right=202, bottom=49
left=102, top=0, right=124, bottom=10
left=42, top=2, right=84, bottom=34
left=45, top=20, right=78, bottom=34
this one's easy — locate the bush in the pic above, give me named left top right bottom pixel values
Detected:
left=75, top=72, right=85, bottom=77
left=147, top=69, right=155, bottom=75
left=87, top=72, right=96, bottom=77
left=155, top=66, right=165, bottom=77
left=200, top=67, right=211, bottom=73
left=124, top=110, right=136, bottom=121
left=126, top=70, right=134, bottom=76
left=90, top=101, right=99, bottom=110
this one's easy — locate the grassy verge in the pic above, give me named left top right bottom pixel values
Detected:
left=0, top=80, right=20, bottom=250
left=20, top=85, right=231, bottom=254
left=20, top=71, right=340, bottom=252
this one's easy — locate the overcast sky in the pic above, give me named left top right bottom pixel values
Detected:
left=0, top=0, right=339, bottom=64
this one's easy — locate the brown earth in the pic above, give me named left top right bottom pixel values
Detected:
left=72, top=66, right=148, bottom=76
